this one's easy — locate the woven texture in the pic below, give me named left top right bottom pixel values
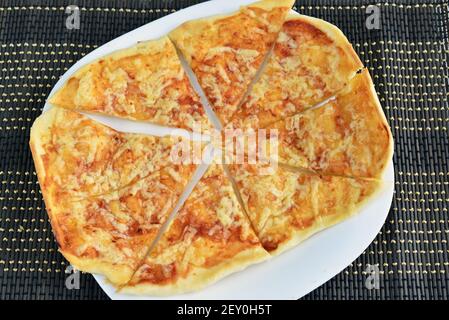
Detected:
left=0, top=0, right=448, bottom=300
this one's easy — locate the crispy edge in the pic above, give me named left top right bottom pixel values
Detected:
left=286, top=13, right=364, bottom=72
left=120, top=246, right=269, bottom=296
left=61, top=251, right=135, bottom=286
left=268, top=178, right=384, bottom=256
left=353, top=68, right=394, bottom=179
left=30, top=108, right=137, bottom=286
left=29, top=107, right=62, bottom=246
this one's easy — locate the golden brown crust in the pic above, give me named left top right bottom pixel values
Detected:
left=359, top=68, right=394, bottom=171
left=122, top=164, right=269, bottom=295
left=30, top=107, right=199, bottom=286
left=229, top=13, right=364, bottom=129
left=30, top=108, right=65, bottom=249
left=287, top=14, right=363, bottom=71
left=252, top=0, right=295, bottom=10
left=30, top=108, right=195, bottom=200
left=59, top=251, right=136, bottom=285
left=169, top=0, right=294, bottom=125
left=229, top=164, right=382, bottom=256
left=121, top=247, right=269, bottom=295
left=267, top=69, right=393, bottom=179
left=48, top=37, right=211, bottom=133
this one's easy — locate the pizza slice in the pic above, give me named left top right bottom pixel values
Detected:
left=48, top=37, right=211, bottom=132
left=30, top=107, right=202, bottom=202
left=169, top=0, right=294, bottom=125
left=266, top=69, right=393, bottom=179
left=121, top=164, right=269, bottom=295
left=229, top=13, right=363, bottom=129
left=229, top=163, right=381, bottom=256
left=50, top=164, right=197, bottom=286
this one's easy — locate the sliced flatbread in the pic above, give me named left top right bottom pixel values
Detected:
left=48, top=37, right=211, bottom=132
left=30, top=107, right=201, bottom=201
left=266, top=69, right=393, bottom=179
left=122, top=164, right=269, bottom=295
left=169, top=0, right=294, bottom=125
left=51, top=164, right=197, bottom=286
left=229, top=13, right=363, bottom=129
left=230, top=163, right=381, bottom=256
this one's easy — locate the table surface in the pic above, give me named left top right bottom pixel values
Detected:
left=0, top=0, right=448, bottom=300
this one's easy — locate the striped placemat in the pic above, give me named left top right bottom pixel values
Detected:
left=0, top=0, right=447, bottom=299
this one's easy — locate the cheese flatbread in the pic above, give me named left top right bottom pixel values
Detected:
left=30, top=107, right=200, bottom=201
left=230, top=163, right=381, bottom=256
left=51, top=164, right=197, bottom=286
left=266, top=69, right=393, bottom=179
left=48, top=37, right=211, bottom=132
left=122, top=164, right=269, bottom=295
left=229, top=14, right=363, bottom=129
left=29, top=4, right=392, bottom=296
left=169, top=0, right=294, bottom=125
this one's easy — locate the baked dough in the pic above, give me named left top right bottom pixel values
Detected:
left=121, top=164, right=269, bottom=295
left=267, top=69, right=393, bottom=179
left=169, top=0, right=294, bottom=125
left=51, top=165, right=196, bottom=286
left=30, top=107, right=200, bottom=200
left=229, top=163, right=381, bottom=256
left=48, top=37, right=211, bottom=132
left=30, top=108, right=199, bottom=286
left=229, top=13, right=363, bottom=129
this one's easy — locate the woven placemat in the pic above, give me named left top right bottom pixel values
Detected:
left=0, top=0, right=448, bottom=300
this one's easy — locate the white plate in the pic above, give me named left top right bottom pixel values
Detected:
left=43, top=0, right=395, bottom=300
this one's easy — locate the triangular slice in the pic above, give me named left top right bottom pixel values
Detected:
left=265, top=69, right=393, bottom=179
left=229, top=13, right=363, bottom=129
left=30, top=107, right=203, bottom=201
left=122, top=164, right=269, bottom=295
left=229, top=163, right=381, bottom=256
left=48, top=37, right=211, bottom=132
left=50, top=164, right=197, bottom=286
left=169, top=0, right=294, bottom=125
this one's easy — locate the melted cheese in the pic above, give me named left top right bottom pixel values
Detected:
left=230, top=15, right=363, bottom=129
left=127, top=164, right=264, bottom=287
left=49, top=37, right=211, bottom=132
left=74, top=70, right=98, bottom=106
left=169, top=1, right=292, bottom=124
left=267, top=70, right=391, bottom=179
left=231, top=163, right=380, bottom=254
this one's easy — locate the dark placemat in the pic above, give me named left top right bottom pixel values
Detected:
left=0, top=0, right=448, bottom=300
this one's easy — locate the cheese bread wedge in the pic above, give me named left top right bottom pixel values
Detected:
left=229, top=14, right=363, bottom=129
left=122, top=164, right=269, bottom=295
left=229, top=163, right=381, bottom=256
left=266, top=69, right=393, bottom=179
left=50, top=164, right=196, bottom=286
left=30, top=107, right=201, bottom=201
left=169, top=0, right=294, bottom=125
left=48, top=37, right=211, bottom=132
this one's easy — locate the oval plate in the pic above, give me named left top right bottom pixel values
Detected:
left=43, top=0, right=394, bottom=300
